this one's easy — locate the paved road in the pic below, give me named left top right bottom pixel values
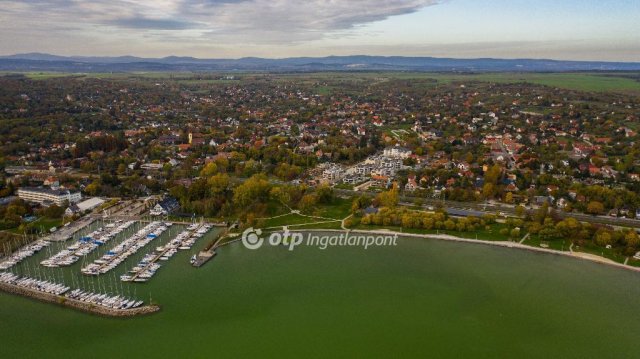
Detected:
left=335, top=188, right=640, bottom=229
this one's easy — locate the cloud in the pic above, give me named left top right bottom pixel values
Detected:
left=186, top=0, right=441, bottom=42
left=108, top=16, right=198, bottom=30
left=0, top=0, right=440, bottom=43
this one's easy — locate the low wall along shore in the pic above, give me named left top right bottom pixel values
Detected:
left=0, top=281, right=160, bottom=317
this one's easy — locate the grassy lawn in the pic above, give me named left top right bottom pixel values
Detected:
left=289, top=221, right=343, bottom=230
left=572, top=244, right=628, bottom=264
left=31, top=217, right=63, bottom=232
left=522, top=235, right=569, bottom=252
left=5, top=217, right=62, bottom=235
left=261, top=213, right=325, bottom=228
left=258, top=197, right=352, bottom=229
left=626, top=258, right=640, bottom=268
left=314, top=197, right=352, bottom=219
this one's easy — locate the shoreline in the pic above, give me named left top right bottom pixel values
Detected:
left=0, top=281, right=160, bottom=317
left=287, top=228, right=640, bottom=274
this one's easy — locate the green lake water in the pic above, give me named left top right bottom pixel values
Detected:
left=2, top=228, right=640, bottom=358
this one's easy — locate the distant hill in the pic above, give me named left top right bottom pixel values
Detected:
left=1, top=53, right=639, bottom=72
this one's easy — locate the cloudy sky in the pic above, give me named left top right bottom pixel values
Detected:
left=0, top=0, right=638, bottom=61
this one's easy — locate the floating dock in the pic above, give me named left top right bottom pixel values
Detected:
left=126, top=223, right=212, bottom=282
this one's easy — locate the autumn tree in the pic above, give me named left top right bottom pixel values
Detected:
left=376, top=188, right=399, bottom=208
left=233, top=174, right=271, bottom=208
left=586, top=201, right=604, bottom=215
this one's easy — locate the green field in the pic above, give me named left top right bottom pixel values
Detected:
left=269, top=71, right=640, bottom=93
left=429, top=72, right=640, bottom=93
left=260, top=197, right=351, bottom=229
left=4, top=71, right=639, bottom=94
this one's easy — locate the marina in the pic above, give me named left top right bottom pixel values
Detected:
left=80, top=221, right=168, bottom=276
left=123, top=223, right=212, bottom=282
left=41, top=220, right=135, bottom=268
left=0, top=216, right=222, bottom=318
left=0, top=239, right=50, bottom=270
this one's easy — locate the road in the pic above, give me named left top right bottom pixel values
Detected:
left=334, top=188, right=640, bottom=229
left=215, top=176, right=640, bottom=229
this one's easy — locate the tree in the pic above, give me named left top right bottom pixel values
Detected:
left=207, top=173, right=229, bottom=195
left=298, top=194, right=318, bottom=213
left=233, top=174, right=271, bottom=208
left=482, top=183, right=496, bottom=199
left=351, top=196, right=371, bottom=213
left=43, top=204, right=64, bottom=218
left=594, top=229, right=614, bottom=246
left=200, top=162, right=218, bottom=177
left=117, top=163, right=127, bottom=175
left=85, top=180, right=101, bottom=196
left=444, top=219, right=456, bottom=230
left=484, top=164, right=502, bottom=184
left=376, top=188, right=399, bottom=208
left=624, top=230, right=640, bottom=248
left=586, top=201, right=604, bottom=215
left=504, top=192, right=514, bottom=204
left=555, top=218, right=581, bottom=239
left=315, top=185, right=335, bottom=204
left=534, top=202, right=550, bottom=223
left=270, top=187, right=291, bottom=206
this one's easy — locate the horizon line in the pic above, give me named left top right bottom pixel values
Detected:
left=2, top=52, right=639, bottom=64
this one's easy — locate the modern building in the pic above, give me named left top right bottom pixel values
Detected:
left=322, top=164, right=345, bottom=183
left=17, top=187, right=81, bottom=206
left=383, top=146, right=412, bottom=159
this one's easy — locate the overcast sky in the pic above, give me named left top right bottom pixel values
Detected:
left=0, top=0, right=638, bottom=61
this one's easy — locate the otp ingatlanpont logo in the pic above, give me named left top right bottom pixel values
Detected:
left=241, top=227, right=264, bottom=250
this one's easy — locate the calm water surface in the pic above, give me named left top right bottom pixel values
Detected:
left=1, top=231, right=640, bottom=358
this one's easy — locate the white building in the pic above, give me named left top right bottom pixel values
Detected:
left=65, top=197, right=105, bottom=216
left=18, top=187, right=81, bottom=206
left=383, top=146, right=412, bottom=159
left=322, top=165, right=345, bottom=182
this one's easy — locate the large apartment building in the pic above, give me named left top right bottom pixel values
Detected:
left=17, top=187, right=81, bottom=206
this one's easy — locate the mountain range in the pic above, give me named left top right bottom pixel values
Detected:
left=1, top=53, right=639, bottom=72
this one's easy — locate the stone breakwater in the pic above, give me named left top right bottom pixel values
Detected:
left=0, top=281, right=160, bottom=317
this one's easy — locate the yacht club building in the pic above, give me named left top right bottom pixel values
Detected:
left=17, top=187, right=81, bottom=206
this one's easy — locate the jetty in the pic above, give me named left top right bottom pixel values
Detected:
left=124, top=223, right=213, bottom=282
left=42, top=220, right=135, bottom=268
left=81, top=221, right=165, bottom=276
left=192, top=227, right=227, bottom=268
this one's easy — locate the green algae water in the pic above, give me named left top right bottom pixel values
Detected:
left=2, top=232, right=640, bottom=358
